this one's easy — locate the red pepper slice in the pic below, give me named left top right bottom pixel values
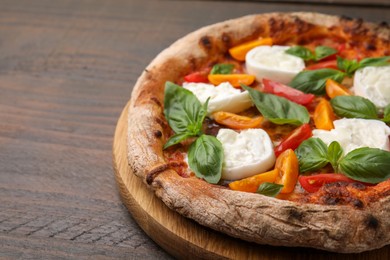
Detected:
left=183, top=71, right=209, bottom=83
left=262, top=79, right=315, bottom=105
left=274, top=123, right=312, bottom=158
left=298, top=173, right=357, bottom=193
left=305, top=60, right=338, bottom=70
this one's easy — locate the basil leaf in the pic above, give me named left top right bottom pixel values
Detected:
left=337, top=57, right=360, bottom=76
left=330, top=96, right=378, bottom=119
left=337, top=56, right=390, bottom=76
left=295, top=138, right=329, bottom=173
left=314, top=46, right=337, bottom=61
left=359, top=56, right=390, bottom=68
left=257, top=182, right=284, bottom=197
left=188, top=135, right=223, bottom=184
left=383, top=104, right=390, bottom=123
left=339, top=147, right=390, bottom=184
left=164, top=82, right=206, bottom=135
left=243, top=85, right=309, bottom=125
left=163, top=133, right=193, bottom=149
left=210, top=63, right=234, bottom=75
left=289, top=69, right=345, bottom=95
left=286, top=46, right=313, bottom=60
left=328, top=141, right=343, bottom=172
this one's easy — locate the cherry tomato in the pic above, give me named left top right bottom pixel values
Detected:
left=212, top=111, right=263, bottom=130
left=274, top=123, right=312, bottom=158
left=299, top=173, right=356, bottom=193
left=208, top=74, right=255, bottom=87
left=325, top=79, right=351, bottom=98
left=275, top=149, right=299, bottom=194
left=229, top=169, right=279, bottom=193
left=305, top=60, right=338, bottom=70
left=313, top=98, right=335, bottom=130
left=183, top=71, right=209, bottom=83
left=262, top=79, right=315, bottom=105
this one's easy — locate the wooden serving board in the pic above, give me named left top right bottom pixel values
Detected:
left=113, top=102, right=389, bottom=259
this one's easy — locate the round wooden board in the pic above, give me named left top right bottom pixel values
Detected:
left=113, top=102, right=390, bottom=260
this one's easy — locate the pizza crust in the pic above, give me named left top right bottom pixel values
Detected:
left=127, top=12, right=390, bottom=253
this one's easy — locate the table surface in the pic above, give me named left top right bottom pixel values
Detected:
left=1, top=0, right=389, bottom=259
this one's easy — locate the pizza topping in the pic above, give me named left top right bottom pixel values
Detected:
left=163, top=82, right=208, bottom=149
left=212, top=111, right=263, bottom=130
left=229, top=37, right=273, bottom=61
left=229, top=169, right=279, bottom=192
left=353, top=65, right=390, bottom=109
left=208, top=74, right=255, bottom=87
left=289, top=68, right=345, bottom=95
left=298, top=173, right=356, bottom=193
left=285, top=45, right=337, bottom=62
left=188, top=134, right=223, bottom=184
left=330, top=95, right=379, bottom=120
left=313, top=118, right=390, bottom=155
left=210, top=63, right=234, bottom=75
left=216, top=128, right=275, bottom=180
left=274, top=123, right=312, bottom=157
left=313, top=98, right=335, bottom=130
left=325, top=79, right=351, bottom=98
left=305, top=59, right=338, bottom=70
left=337, top=56, right=390, bottom=77
left=262, top=78, right=315, bottom=106
left=183, top=82, right=252, bottom=115
left=246, top=45, right=305, bottom=84
left=184, top=71, right=209, bottom=83
left=243, top=85, right=310, bottom=126
left=257, top=182, right=284, bottom=197
left=274, top=149, right=299, bottom=193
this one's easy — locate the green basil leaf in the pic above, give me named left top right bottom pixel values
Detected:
left=314, top=46, right=337, bottom=61
left=328, top=141, right=343, bottom=172
left=210, top=63, right=234, bottom=75
left=383, top=104, right=390, bottom=123
left=163, top=133, right=193, bottom=149
left=339, top=147, right=390, bottom=184
left=330, top=96, right=378, bottom=119
left=359, top=56, right=390, bottom=68
left=295, top=138, right=329, bottom=173
left=188, top=135, right=223, bottom=184
left=164, top=81, right=206, bottom=135
left=286, top=46, right=313, bottom=60
left=289, top=69, right=345, bottom=95
left=337, top=56, right=360, bottom=76
left=257, top=182, right=284, bottom=197
left=243, top=85, right=309, bottom=125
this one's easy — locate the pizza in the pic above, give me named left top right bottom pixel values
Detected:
left=126, top=12, right=390, bottom=253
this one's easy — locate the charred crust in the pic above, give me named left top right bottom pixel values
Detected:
left=340, top=15, right=353, bottom=21
left=150, top=96, right=162, bottom=107
left=351, top=182, right=367, bottom=190
left=199, top=35, right=212, bottom=50
left=350, top=198, right=364, bottom=209
left=379, top=21, right=389, bottom=28
left=155, top=116, right=168, bottom=129
left=365, top=215, right=379, bottom=230
left=146, top=164, right=170, bottom=185
left=287, top=208, right=304, bottom=221
left=322, top=195, right=340, bottom=205
left=221, top=32, right=231, bottom=48
left=154, top=130, right=162, bottom=138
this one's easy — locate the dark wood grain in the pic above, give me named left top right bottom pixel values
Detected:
left=0, top=0, right=389, bottom=258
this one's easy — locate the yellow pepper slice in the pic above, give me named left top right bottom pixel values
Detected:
left=212, top=111, right=263, bottom=129
left=314, top=98, right=335, bottom=130
left=229, top=37, right=273, bottom=61
left=229, top=169, right=279, bottom=193
left=208, top=74, right=255, bottom=87
left=325, top=79, right=351, bottom=98
left=274, top=149, right=299, bottom=194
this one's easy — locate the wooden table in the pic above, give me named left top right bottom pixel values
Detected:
left=1, top=0, right=389, bottom=259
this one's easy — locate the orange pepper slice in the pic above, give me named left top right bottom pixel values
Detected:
left=229, top=169, right=279, bottom=193
left=325, top=79, right=351, bottom=98
left=229, top=37, right=273, bottom=61
left=208, top=74, right=255, bottom=87
left=212, top=111, right=263, bottom=129
left=314, top=98, right=335, bottom=130
left=274, top=149, right=299, bottom=194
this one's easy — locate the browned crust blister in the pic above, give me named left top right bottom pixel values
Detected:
left=127, top=12, right=390, bottom=253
